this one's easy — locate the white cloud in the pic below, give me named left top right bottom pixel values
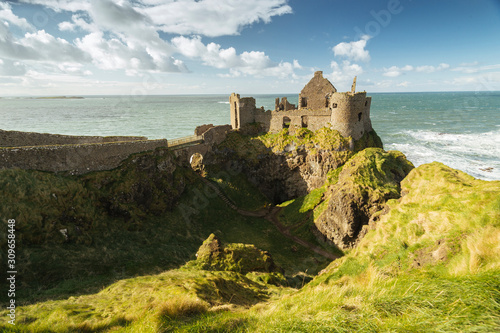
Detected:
left=384, top=63, right=449, bottom=77
left=172, top=36, right=241, bottom=68
left=448, top=71, right=500, bottom=91
left=21, top=0, right=292, bottom=37
left=451, top=62, right=500, bottom=74
left=141, top=0, right=292, bottom=37
left=0, top=3, right=34, bottom=30
left=332, top=35, right=371, bottom=62
left=415, top=63, right=449, bottom=73
left=2, top=0, right=298, bottom=90
left=0, top=58, right=27, bottom=76
left=58, top=14, right=97, bottom=32
left=172, top=35, right=297, bottom=78
left=328, top=60, right=364, bottom=89
left=383, top=65, right=413, bottom=77
left=0, top=28, right=88, bottom=64
left=76, top=31, right=186, bottom=73
left=18, top=0, right=91, bottom=12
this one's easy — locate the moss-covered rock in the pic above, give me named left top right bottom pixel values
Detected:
left=215, top=128, right=384, bottom=203
left=315, top=148, right=414, bottom=249
left=193, top=234, right=282, bottom=274
left=0, top=148, right=186, bottom=247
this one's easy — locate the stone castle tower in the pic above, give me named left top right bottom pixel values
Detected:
left=230, top=71, right=372, bottom=140
left=328, top=76, right=372, bottom=140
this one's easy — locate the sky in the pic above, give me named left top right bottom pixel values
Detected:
left=0, top=0, right=499, bottom=96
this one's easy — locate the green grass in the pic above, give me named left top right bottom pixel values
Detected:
left=0, top=146, right=335, bottom=306
left=1, top=131, right=498, bottom=332
left=206, top=165, right=269, bottom=211
left=0, top=264, right=292, bottom=333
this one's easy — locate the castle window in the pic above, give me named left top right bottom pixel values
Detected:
left=332, top=103, right=338, bottom=108
left=325, top=96, right=329, bottom=108
left=283, top=116, right=291, bottom=129
left=234, top=102, right=239, bottom=128
left=300, top=97, right=307, bottom=108
left=365, top=100, right=368, bottom=106
left=358, top=112, right=362, bottom=121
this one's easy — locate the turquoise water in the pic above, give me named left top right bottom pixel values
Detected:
left=0, top=92, right=499, bottom=180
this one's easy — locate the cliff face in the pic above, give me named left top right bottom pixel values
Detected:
left=212, top=128, right=413, bottom=249
left=315, top=149, right=414, bottom=249
left=215, top=128, right=381, bottom=203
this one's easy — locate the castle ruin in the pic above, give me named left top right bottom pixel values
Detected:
left=230, top=71, right=372, bottom=140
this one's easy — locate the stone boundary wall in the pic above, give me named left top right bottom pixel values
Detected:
left=0, top=139, right=168, bottom=175
left=0, top=129, right=147, bottom=147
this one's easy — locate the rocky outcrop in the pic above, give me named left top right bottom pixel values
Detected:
left=315, top=148, right=414, bottom=249
left=213, top=127, right=382, bottom=203
left=194, top=234, right=282, bottom=274
left=84, top=148, right=185, bottom=220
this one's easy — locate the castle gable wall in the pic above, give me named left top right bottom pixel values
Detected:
left=299, top=71, right=336, bottom=110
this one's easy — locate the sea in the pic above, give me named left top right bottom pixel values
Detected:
left=0, top=92, right=499, bottom=181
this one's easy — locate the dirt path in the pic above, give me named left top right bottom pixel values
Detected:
left=201, top=177, right=340, bottom=261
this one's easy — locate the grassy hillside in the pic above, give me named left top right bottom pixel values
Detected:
left=0, top=147, right=335, bottom=306
left=232, top=162, right=500, bottom=332
left=1, top=161, right=498, bottom=332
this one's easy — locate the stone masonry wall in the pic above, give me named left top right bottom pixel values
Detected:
left=254, top=108, right=332, bottom=134
left=0, top=139, right=168, bottom=175
left=0, top=129, right=146, bottom=147
left=330, top=92, right=372, bottom=140
left=230, top=93, right=256, bottom=129
left=298, top=71, right=336, bottom=110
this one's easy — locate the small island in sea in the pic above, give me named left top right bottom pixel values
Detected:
left=0, top=72, right=498, bottom=332
left=35, top=96, right=84, bottom=99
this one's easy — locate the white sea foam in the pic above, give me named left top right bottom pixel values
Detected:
left=218, top=101, right=230, bottom=104
left=387, top=129, right=500, bottom=181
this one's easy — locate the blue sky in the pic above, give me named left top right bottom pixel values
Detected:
left=0, top=0, right=499, bottom=96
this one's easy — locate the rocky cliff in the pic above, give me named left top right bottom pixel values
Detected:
left=210, top=127, right=413, bottom=249
left=213, top=127, right=382, bottom=202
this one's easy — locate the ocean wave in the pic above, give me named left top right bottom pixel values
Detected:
left=386, top=129, right=500, bottom=181
left=403, top=129, right=500, bottom=159
left=218, top=101, right=230, bottom=104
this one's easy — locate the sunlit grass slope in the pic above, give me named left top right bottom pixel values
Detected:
left=234, top=162, right=500, bottom=332
left=2, top=162, right=498, bottom=332
left=0, top=246, right=292, bottom=333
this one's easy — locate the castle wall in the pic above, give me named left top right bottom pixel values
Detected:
left=275, top=97, right=296, bottom=111
left=363, top=97, right=373, bottom=133
left=230, top=93, right=256, bottom=129
left=329, top=92, right=372, bottom=140
left=0, top=129, right=147, bottom=147
left=230, top=93, right=239, bottom=129
left=254, top=111, right=273, bottom=132
left=254, top=108, right=331, bottom=134
left=0, top=139, right=168, bottom=175
left=298, top=71, right=336, bottom=110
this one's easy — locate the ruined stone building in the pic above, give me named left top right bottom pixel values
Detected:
left=230, top=71, right=372, bottom=140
